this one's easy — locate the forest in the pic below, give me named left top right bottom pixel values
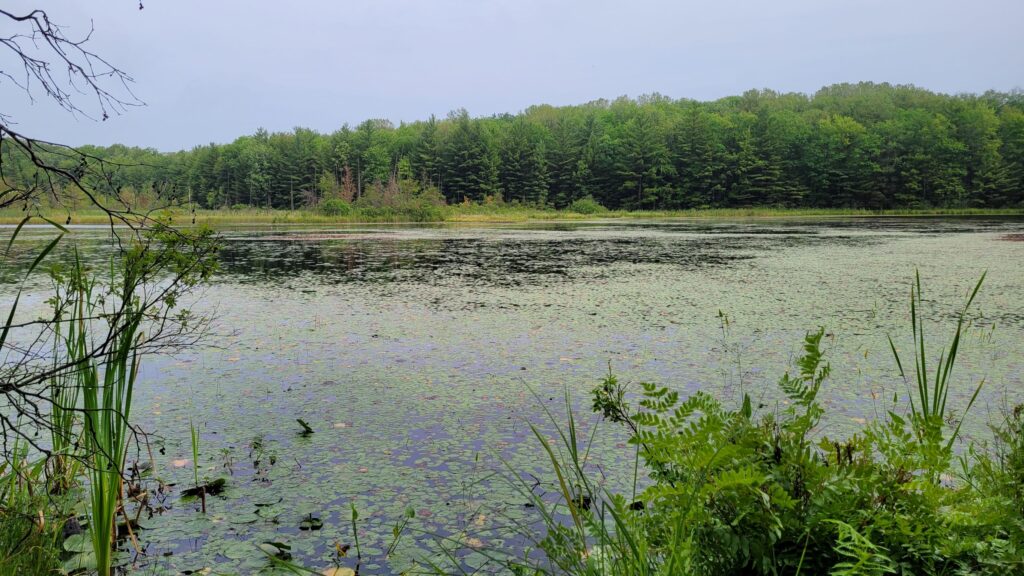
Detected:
left=4, top=82, right=1024, bottom=213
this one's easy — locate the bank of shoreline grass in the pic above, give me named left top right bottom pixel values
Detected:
left=2, top=205, right=1022, bottom=226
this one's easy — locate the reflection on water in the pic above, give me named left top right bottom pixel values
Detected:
left=217, top=235, right=763, bottom=287
left=5, top=218, right=1021, bottom=290
left=207, top=217, right=1017, bottom=287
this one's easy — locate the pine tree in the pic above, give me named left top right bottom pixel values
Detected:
left=546, top=116, right=584, bottom=208
left=441, top=110, right=497, bottom=202
left=413, top=115, right=442, bottom=187
left=615, top=111, right=673, bottom=209
left=670, top=109, right=727, bottom=208
left=499, top=119, right=548, bottom=204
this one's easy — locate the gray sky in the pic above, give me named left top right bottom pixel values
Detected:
left=4, top=0, right=1022, bottom=151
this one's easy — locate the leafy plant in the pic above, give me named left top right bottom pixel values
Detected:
left=567, top=196, right=607, bottom=215
left=828, top=520, right=896, bottom=576
left=0, top=436, right=66, bottom=575
left=502, top=273, right=1021, bottom=576
left=318, top=198, right=352, bottom=217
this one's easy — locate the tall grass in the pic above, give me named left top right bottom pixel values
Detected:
left=47, top=249, right=90, bottom=492
left=1, top=218, right=72, bottom=574
left=3, top=217, right=215, bottom=574
left=889, top=270, right=986, bottom=448
left=67, top=253, right=145, bottom=576
left=0, top=437, right=65, bottom=575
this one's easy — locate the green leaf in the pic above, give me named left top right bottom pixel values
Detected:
left=63, top=532, right=92, bottom=553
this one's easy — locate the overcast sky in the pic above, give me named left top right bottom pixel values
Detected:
left=4, top=0, right=1022, bottom=151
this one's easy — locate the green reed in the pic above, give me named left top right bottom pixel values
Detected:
left=68, top=255, right=145, bottom=576
left=888, top=270, right=986, bottom=448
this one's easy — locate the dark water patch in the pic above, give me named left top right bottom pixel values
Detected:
left=212, top=226, right=898, bottom=289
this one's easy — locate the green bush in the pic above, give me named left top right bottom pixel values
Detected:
left=507, top=275, right=1024, bottom=576
left=318, top=198, right=352, bottom=217
left=567, top=196, right=607, bottom=214
left=354, top=205, right=397, bottom=221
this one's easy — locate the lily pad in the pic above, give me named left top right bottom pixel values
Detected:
left=181, top=477, right=227, bottom=498
left=323, top=568, right=356, bottom=576
left=62, top=550, right=97, bottom=573
left=63, top=532, right=92, bottom=553
left=256, top=505, right=286, bottom=519
left=221, top=541, right=254, bottom=560
left=257, top=541, right=292, bottom=560
left=229, top=511, right=261, bottom=525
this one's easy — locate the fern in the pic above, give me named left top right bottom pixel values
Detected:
left=779, top=328, right=830, bottom=446
left=565, top=278, right=1023, bottom=576
left=828, top=520, right=897, bottom=576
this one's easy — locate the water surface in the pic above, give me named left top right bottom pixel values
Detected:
left=4, top=218, right=1023, bottom=574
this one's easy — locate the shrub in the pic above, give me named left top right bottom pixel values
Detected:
left=402, top=204, right=445, bottom=222
left=318, top=198, right=352, bottom=217
left=567, top=196, right=607, bottom=214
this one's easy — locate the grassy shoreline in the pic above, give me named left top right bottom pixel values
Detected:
left=2, top=205, right=1023, bottom=226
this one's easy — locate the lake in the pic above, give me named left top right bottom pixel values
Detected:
left=4, top=217, right=1024, bottom=574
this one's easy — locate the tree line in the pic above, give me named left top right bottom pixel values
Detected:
left=4, top=82, right=1024, bottom=211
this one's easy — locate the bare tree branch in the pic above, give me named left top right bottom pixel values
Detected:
left=1, top=6, right=220, bottom=466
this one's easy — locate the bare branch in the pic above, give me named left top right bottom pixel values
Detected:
left=0, top=8, right=142, bottom=123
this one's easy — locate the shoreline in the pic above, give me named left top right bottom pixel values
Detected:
left=2, top=206, right=1023, bottom=226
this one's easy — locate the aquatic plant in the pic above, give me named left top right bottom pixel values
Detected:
left=54, top=232, right=196, bottom=575
left=888, top=270, right=986, bottom=449
left=76, top=280, right=144, bottom=576
left=188, top=415, right=207, bottom=513
left=47, top=248, right=90, bottom=492
left=190, top=417, right=200, bottom=489
left=499, top=273, right=1023, bottom=576
left=350, top=502, right=362, bottom=566
left=0, top=435, right=67, bottom=575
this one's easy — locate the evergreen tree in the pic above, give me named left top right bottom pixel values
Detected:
left=999, top=108, right=1024, bottom=206
left=412, top=115, right=443, bottom=188
left=546, top=116, right=585, bottom=208
left=499, top=119, right=548, bottom=204
left=806, top=115, right=879, bottom=207
left=441, top=109, right=497, bottom=202
left=614, top=110, right=673, bottom=209
left=9, top=83, right=1021, bottom=211
left=670, top=108, right=728, bottom=208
